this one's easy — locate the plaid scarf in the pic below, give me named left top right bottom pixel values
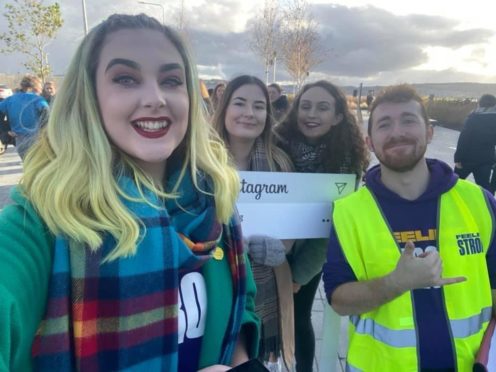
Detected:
left=250, top=137, right=271, bottom=171
left=247, top=138, right=281, bottom=358
left=32, top=169, right=247, bottom=371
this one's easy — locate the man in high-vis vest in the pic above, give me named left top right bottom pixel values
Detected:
left=323, top=84, right=496, bottom=372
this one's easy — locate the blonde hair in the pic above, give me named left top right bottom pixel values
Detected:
left=213, top=75, right=293, bottom=172
left=22, top=14, right=239, bottom=261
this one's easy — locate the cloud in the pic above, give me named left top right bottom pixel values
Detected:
left=0, top=1, right=494, bottom=86
left=311, top=4, right=494, bottom=78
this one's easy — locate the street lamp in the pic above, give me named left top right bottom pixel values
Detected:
left=81, top=0, right=88, bottom=35
left=138, top=1, right=165, bottom=24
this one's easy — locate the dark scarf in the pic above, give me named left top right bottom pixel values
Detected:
left=32, top=169, right=247, bottom=371
left=285, top=135, right=354, bottom=174
left=287, top=139, right=328, bottom=173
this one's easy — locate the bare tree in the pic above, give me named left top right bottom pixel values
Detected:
left=248, top=0, right=280, bottom=84
left=279, top=0, right=323, bottom=91
left=0, top=0, right=63, bottom=83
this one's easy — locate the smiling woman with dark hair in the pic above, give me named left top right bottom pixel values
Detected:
left=275, top=79, right=369, bottom=372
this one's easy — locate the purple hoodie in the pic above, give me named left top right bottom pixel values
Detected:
left=323, top=159, right=496, bottom=370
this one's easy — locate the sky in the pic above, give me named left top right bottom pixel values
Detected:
left=0, top=0, right=495, bottom=86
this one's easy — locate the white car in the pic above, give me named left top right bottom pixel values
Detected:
left=0, top=84, right=13, bottom=100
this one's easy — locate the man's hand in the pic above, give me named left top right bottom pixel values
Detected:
left=7, top=131, right=15, bottom=137
left=388, top=240, right=466, bottom=293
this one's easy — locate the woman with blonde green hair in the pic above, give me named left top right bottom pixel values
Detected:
left=0, top=13, right=258, bottom=372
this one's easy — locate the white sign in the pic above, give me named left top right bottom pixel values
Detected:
left=236, top=171, right=356, bottom=239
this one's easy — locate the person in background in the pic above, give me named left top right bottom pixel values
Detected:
left=268, top=83, right=289, bottom=123
left=199, top=79, right=213, bottom=116
left=41, top=80, right=57, bottom=105
left=324, top=84, right=496, bottom=371
left=275, top=80, right=369, bottom=372
left=213, top=74, right=295, bottom=372
left=454, top=93, right=496, bottom=193
left=0, top=14, right=259, bottom=372
left=211, top=81, right=226, bottom=112
left=366, top=90, right=374, bottom=112
left=0, top=74, right=48, bottom=160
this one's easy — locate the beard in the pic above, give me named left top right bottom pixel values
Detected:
left=375, top=137, right=427, bottom=172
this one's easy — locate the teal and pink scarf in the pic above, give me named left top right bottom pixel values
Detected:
left=31, top=169, right=247, bottom=371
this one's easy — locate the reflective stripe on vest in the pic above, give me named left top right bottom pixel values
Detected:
left=346, top=363, right=362, bottom=372
left=350, top=315, right=416, bottom=348
left=350, top=306, right=492, bottom=350
left=450, top=306, right=492, bottom=338
left=332, top=180, right=493, bottom=371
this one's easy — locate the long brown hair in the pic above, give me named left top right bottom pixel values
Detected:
left=276, top=80, right=369, bottom=175
left=213, top=75, right=293, bottom=172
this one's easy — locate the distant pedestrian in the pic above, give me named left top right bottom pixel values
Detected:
left=366, top=90, right=374, bottom=111
left=199, top=79, right=213, bottom=116
left=41, top=81, right=56, bottom=105
left=268, top=83, right=289, bottom=123
left=0, top=75, right=49, bottom=160
left=211, top=81, right=226, bottom=112
left=454, top=93, right=496, bottom=193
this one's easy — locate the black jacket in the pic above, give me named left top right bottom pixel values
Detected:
left=271, top=95, right=289, bottom=122
left=454, top=109, right=496, bottom=166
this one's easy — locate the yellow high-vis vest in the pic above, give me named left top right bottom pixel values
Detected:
left=333, top=180, right=493, bottom=372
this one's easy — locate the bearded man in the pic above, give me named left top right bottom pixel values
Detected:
left=323, top=84, right=496, bottom=372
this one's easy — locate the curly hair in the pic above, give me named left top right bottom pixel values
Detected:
left=275, top=80, right=369, bottom=175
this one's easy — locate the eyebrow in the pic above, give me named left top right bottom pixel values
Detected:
left=159, top=63, right=183, bottom=73
left=105, top=58, right=139, bottom=72
left=377, top=112, right=419, bottom=123
left=401, top=112, right=419, bottom=119
left=301, top=100, right=331, bottom=105
left=232, top=96, right=266, bottom=105
left=105, top=59, right=183, bottom=73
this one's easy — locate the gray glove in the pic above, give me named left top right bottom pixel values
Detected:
left=247, top=235, right=286, bottom=267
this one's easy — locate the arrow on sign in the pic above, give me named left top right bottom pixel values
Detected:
left=335, top=182, right=347, bottom=195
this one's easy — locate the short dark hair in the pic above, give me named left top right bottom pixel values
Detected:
left=368, top=84, right=429, bottom=135
left=268, top=83, right=282, bottom=93
left=478, top=94, right=496, bottom=109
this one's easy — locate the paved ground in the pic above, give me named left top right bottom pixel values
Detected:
left=0, top=119, right=466, bottom=372
left=0, top=146, right=23, bottom=209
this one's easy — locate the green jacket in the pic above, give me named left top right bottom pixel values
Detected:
left=288, top=238, right=328, bottom=285
left=0, top=187, right=259, bottom=371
